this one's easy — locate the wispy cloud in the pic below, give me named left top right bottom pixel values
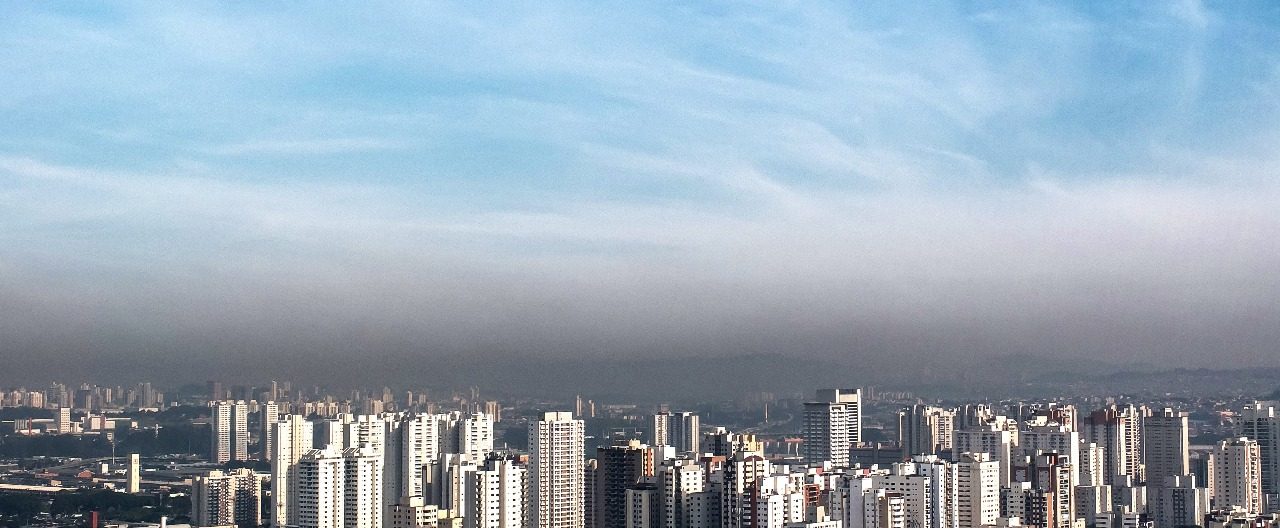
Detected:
left=201, top=137, right=412, bottom=156
left=2, top=2, right=1280, bottom=379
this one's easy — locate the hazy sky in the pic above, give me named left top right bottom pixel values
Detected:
left=3, top=2, right=1280, bottom=383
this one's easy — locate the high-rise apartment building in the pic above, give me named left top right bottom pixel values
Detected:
left=430, top=453, right=479, bottom=518
left=953, top=424, right=1014, bottom=486
left=445, top=411, right=495, bottom=461
left=388, top=496, right=440, bottom=528
left=721, top=452, right=769, bottom=528
left=126, top=453, right=140, bottom=494
left=898, top=405, right=955, bottom=457
left=1238, top=401, right=1280, bottom=496
left=528, top=411, right=585, bottom=528
left=467, top=455, right=527, bottom=528
left=1208, top=437, right=1263, bottom=515
left=272, top=414, right=313, bottom=527
left=295, top=445, right=383, bottom=528
left=298, top=446, right=345, bottom=528
left=55, top=407, right=71, bottom=434
left=211, top=400, right=250, bottom=464
left=625, top=484, right=662, bottom=528
left=1082, top=405, right=1143, bottom=485
left=595, top=440, right=651, bottom=528
left=1010, top=452, right=1075, bottom=528
left=1151, top=475, right=1209, bottom=528
left=954, top=452, right=1000, bottom=528
left=1017, top=424, right=1080, bottom=484
left=584, top=459, right=597, bottom=528
left=192, top=468, right=262, bottom=528
left=343, top=446, right=384, bottom=528
left=803, top=389, right=862, bottom=465
left=261, top=402, right=280, bottom=461
left=1144, top=408, right=1190, bottom=486
left=655, top=458, right=705, bottom=528
left=401, top=412, right=443, bottom=501
left=651, top=412, right=701, bottom=455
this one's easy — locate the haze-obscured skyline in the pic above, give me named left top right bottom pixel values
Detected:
left=3, top=2, right=1279, bottom=385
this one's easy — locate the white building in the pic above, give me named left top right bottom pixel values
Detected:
left=1078, top=442, right=1106, bottom=488
left=528, top=411, right=585, bottom=528
left=1150, top=475, right=1209, bottom=528
left=271, top=414, right=313, bottom=527
left=126, top=453, right=140, bottom=494
left=431, top=453, right=479, bottom=519
left=652, top=412, right=701, bottom=455
left=295, top=445, right=383, bottom=528
left=1238, top=401, right=1280, bottom=497
left=954, top=425, right=1014, bottom=486
left=1081, top=405, right=1143, bottom=486
left=447, top=411, right=495, bottom=461
left=659, top=459, right=705, bottom=528
left=625, top=485, right=662, bottom=528
left=1208, top=437, right=1263, bottom=515
left=388, top=496, right=440, bottom=528
left=1018, top=425, right=1080, bottom=486
left=1143, top=408, right=1189, bottom=486
left=899, top=405, right=955, bottom=457
left=210, top=400, right=250, bottom=463
left=192, top=468, right=261, bottom=528
left=55, top=407, right=71, bottom=434
left=468, top=456, right=527, bottom=528
left=833, top=474, right=908, bottom=528
left=953, top=452, right=1000, bottom=528
left=298, top=447, right=346, bottom=528
left=401, top=413, right=443, bottom=502
left=803, top=389, right=862, bottom=465
left=343, top=446, right=383, bottom=528
left=261, top=402, right=280, bottom=461
left=1074, top=485, right=1111, bottom=527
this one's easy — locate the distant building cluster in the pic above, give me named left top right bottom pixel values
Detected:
left=5, top=383, right=1280, bottom=528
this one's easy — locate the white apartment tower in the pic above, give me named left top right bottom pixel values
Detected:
left=343, top=446, right=384, bottom=528
left=295, top=445, right=384, bottom=528
left=261, top=402, right=280, bottom=461
left=1151, top=475, right=1209, bottom=528
left=1208, top=437, right=1263, bottom=515
left=1238, top=401, right=1280, bottom=496
left=55, top=407, right=72, bottom=434
left=432, top=453, right=479, bottom=519
left=272, top=414, right=313, bottom=527
left=401, top=412, right=443, bottom=501
left=1082, top=405, right=1143, bottom=485
left=126, top=453, right=141, bottom=494
left=298, top=447, right=345, bottom=528
left=192, top=468, right=262, bottom=528
left=528, top=411, right=585, bottom=528
left=1143, top=408, right=1190, bottom=486
left=211, top=400, right=250, bottom=463
left=625, top=485, right=662, bottom=528
left=953, top=452, right=1000, bottom=528
left=468, top=456, right=527, bottom=528
left=953, top=424, right=1014, bottom=486
left=450, top=411, right=495, bottom=460
left=659, top=459, right=705, bottom=528
left=899, top=405, right=955, bottom=457
left=834, top=474, right=909, bottom=528
left=652, top=412, right=701, bottom=454
left=803, top=389, right=862, bottom=465
left=389, top=496, right=440, bottom=528
left=1018, top=424, right=1081, bottom=486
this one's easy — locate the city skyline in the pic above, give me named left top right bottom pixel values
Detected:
left=4, top=3, right=1280, bottom=383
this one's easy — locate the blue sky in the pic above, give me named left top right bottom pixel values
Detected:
left=2, top=2, right=1280, bottom=378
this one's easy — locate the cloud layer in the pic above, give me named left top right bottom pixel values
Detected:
left=2, top=2, right=1279, bottom=384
